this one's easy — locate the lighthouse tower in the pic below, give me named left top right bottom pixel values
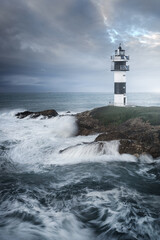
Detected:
left=111, top=44, right=129, bottom=106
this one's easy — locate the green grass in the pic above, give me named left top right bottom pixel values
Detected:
left=90, top=106, right=160, bottom=126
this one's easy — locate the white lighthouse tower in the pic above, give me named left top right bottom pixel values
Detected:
left=111, top=44, right=129, bottom=106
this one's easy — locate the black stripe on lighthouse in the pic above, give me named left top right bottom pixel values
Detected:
left=114, top=82, right=126, bottom=94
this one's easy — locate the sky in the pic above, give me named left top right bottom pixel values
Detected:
left=0, top=0, right=160, bottom=93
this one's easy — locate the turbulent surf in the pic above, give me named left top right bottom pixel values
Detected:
left=0, top=107, right=160, bottom=240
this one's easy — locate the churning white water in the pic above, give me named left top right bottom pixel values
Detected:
left=0, top=108, right=160, bottom=240
left=0, top=109, right=138, bottom=169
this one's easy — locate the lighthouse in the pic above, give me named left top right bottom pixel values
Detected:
left=111, top=44, right=129, bottom=106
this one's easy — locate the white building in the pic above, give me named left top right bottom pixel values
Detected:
left=111, top=44, right=129, bottom=106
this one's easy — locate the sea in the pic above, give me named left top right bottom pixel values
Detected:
left=0, top=92, right=160, bottom=240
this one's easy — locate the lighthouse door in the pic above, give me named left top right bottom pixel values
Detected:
left=124, top=97, right=126, bottom=105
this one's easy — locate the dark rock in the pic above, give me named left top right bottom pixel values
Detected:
left=16, top=111, right=31, bottom=119
left=148, top=144, right=160, bottom=158
left=119, top=140, right=160, bottom=158
left=16, top=109, right=58, bottom=119
left=76, top=111, right=107, bottom=135
left=95, top=118, right=160, bottom=158
left=119, top=139, right=145, bottom=156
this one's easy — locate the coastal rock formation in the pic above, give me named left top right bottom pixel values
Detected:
left=76, top=111, right=107, bottom=135
left=75, top=109, right=160, bottom=158
left=15, top=106, right=160, bottom=158
left=95, top=118, right=160, bottom=158
left=16, top=109, right=58, bottom=119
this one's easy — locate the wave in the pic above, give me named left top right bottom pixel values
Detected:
left=1, top=104, right=160, bottom=239
left=77, top=187, right=160, bottom=240
left=0, top=109, right=158, bottom=171
left=60, top=141, right=119, bottom=157
left=0, top=209, right=94, bottom=240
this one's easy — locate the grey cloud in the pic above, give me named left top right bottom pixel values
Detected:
left=0, top=0, right=160, bottom=92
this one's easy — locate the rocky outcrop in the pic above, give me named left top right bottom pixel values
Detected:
left=119, top=139, right=145, bottom=156
left=95, top=118, right=160, bottom=158
left=16, top=109, right=58, bottom=119
left=15, top=106, right=160, bottom=158
left=119, top=139, right=160, bottom=158
left=76, top=111, right=107, bottom=135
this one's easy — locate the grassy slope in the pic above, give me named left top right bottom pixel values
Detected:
left=91, top=106, right=160, bottom=126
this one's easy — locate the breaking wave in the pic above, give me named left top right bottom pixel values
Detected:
left=0, top=109, right=160, bottom=240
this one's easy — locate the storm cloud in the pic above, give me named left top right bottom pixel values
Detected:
left=0, top=0, right=160, bottom=92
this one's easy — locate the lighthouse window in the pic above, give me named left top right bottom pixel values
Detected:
left=114, top=83, right=126, bottom=94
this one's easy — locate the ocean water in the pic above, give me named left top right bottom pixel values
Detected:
left=1, top=92, right=160, bottom=112
left=0, top=92, right=160, bottom=240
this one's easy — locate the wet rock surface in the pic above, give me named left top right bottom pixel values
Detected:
left=16, top=107, right=160, bottom=158
left=76, top=111, right=107, bottom=135
left=16, top=109, right=58, bottom=119
left=95, top=118, right=160, bottom=158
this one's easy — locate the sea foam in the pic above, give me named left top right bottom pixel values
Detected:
left=0, top=109, right=155, bottom=171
